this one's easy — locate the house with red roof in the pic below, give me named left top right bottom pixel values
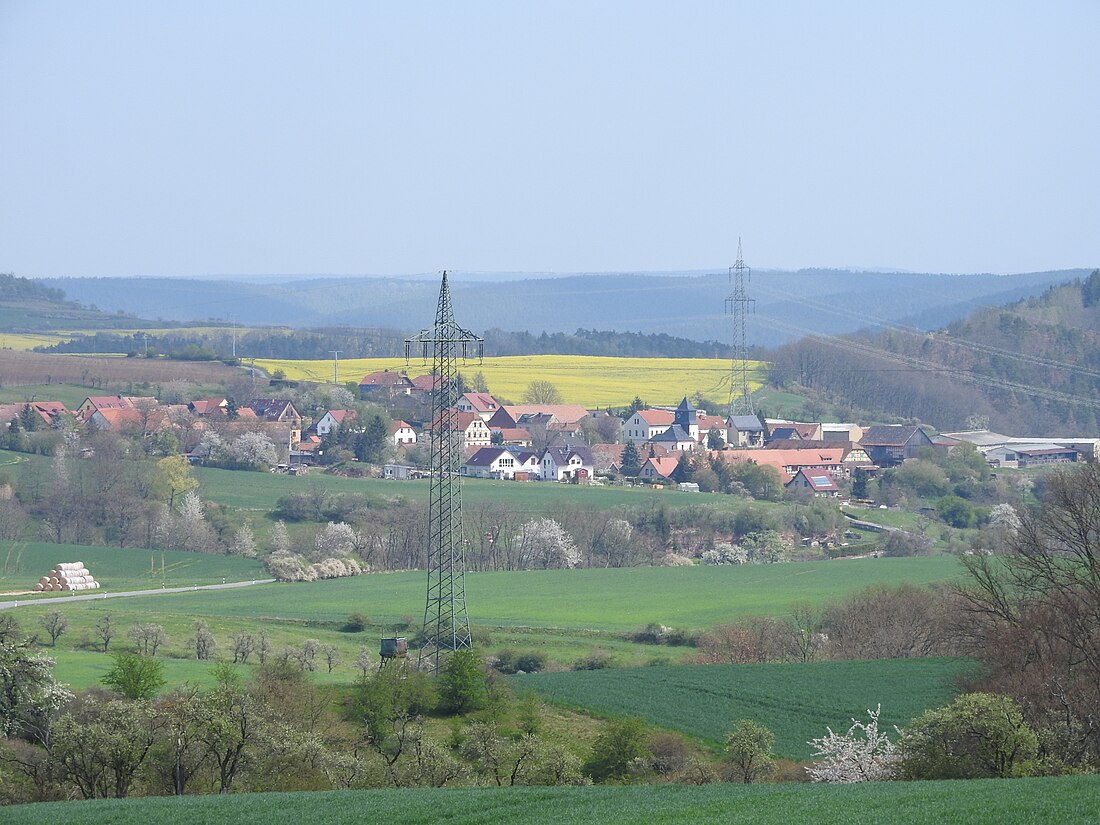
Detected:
left=390, top=420, right=417, bottom=446
left=315, top=409, right=357, bottom=438
left=431, top=410, right=491, bottom=448
left=456, top=392, right=500, bottom=421
left=621, top=409, right=674, bottom=445
left=358, top=369, right=414, bottom=399
left=638, top=455, right=680, bottom=480
left=785, top=468, right=841, bottom=497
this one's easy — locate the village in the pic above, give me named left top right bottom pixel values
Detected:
left=4, top=363, right=1094, bottom=503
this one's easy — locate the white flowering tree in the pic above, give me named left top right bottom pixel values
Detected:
left=701, top=542, right=749, bottom=565
left=314, top=522, right=361, bottom=559
left=269, top=520, right=291, bottom=555
left=231, top=523, right=257, bottom=557
left=233, top=431, right=279, bottom=468
left=517, top=518, right=581, bottom=569
left=806, top=704, right=898, bottom=783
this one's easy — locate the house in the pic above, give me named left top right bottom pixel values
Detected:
left=491, top=427, right=533, bottom=447
left=87, top=407, right=146, bottom=432
left=695, top=412, right=729, bottom=447
left=860, top=425, right=934, bottom=467
left=456, top=392, right=500, bottom=421
left=785, top=468, right=841, bottom=497
left=726, top=415, right=765, bottom=448
left=315, top=409, right=357, bottom=437
left=409, top=374, right=442, bottom=396
left=188, top=397, right=229, bottom=416
left=290, top=434, right=323, bottom=463
left=822, top=423, right=864, bottom=443
left=767, top=427, right=803, bottom=443
left=639, top=455, right=680, bottom=480
left=358, top=369, right=414, bottom=399
left=76, top=395, right=156, bottom=423
left=649, top=424, right=695, bottom=452
left=590, top=443, right=626, bottom=474
left=766, top=420, right=824, bottom=441
left=431, top=410, right=491, bottom=448
left=0, top=401, right=70, bottom=429
left=247, top=399, right=303, bottom=447
left=487, top=404, right=591, bottom=429
left=981, top=445, right=1080, bottom=469
left=390, top=420, right=417, bottom=446
left=539, top=444, right=594, bottom=482
left=621, top=409, right=674, bottom=445
left=462, top=446, right=540, bottom=479
left=713, top=447, right=848, bottom=481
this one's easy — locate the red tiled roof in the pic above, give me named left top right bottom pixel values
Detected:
left=635, top=409, right=675, bottom=426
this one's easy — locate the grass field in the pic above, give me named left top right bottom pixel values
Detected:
left=0, top=383, right=102, bottom=409
left=0, top=541, right=265, bottom=596
left=59, top=557, right=960, bottom=631
left=193, top=464, right=751, bottom=514
left=254, top=354, right=766, bottom=408
left=0, top=332, right=74, bottom=351
left=3, top=776, right=1097, bottom=825
left=6, top=557, right=962, bottom=688
left=515, top=658, right=970, bottom=758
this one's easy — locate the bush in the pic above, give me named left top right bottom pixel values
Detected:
left=343, top=613, right=370, bottom=633
left=494, top=649, right=546, bottom=675
left=573, top=649, right=615, bottom=671
left=584, top=717, right=652, bottom=782
left=725, top=719, right=777, bottom=784
left=898, top=693, right=1040, bottom=779
left=437, top=649, right=489, bottom=714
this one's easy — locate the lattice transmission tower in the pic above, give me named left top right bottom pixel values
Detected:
left=726, top=239, right=756, bottom=417
left=405, top=271, right=483, bottom=672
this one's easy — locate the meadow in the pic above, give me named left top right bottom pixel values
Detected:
left=6, top=557, right=962, bottom=688
left=515, top=658, right=970, bottom=758
left=254, top=354, right=766, bottom=407
left=4, top=776, right=1097, bottom=825
left=0, top=541, right=265, bottom=596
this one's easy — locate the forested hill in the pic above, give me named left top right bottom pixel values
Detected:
left=39, top=326, right=733, bottom=360
left=40, top=269, right=1085, bottom=347
left=768, top=269, right=1100, bottom=436
left=0, top=272, right=149, bottom=330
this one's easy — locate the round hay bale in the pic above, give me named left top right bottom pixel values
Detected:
left=33, top=583, right=44, bottom=592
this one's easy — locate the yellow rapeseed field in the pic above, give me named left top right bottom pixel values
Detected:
left=0, top=332, right=73, bottom=351
left=255, top=355, right=766, bottom=408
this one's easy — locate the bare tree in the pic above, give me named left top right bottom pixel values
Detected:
left=231, top=633, right=255, bottom=664
left=322, top=644, right=339, bottom=673
left=128, top=623, right=168, bottom=656
left=38, top=611, right=68, bottom=647
left=193, top=621, right=216, bottom=661
left=95, top=614, right=115, bottom=653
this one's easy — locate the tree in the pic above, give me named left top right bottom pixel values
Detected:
left=95, top=614, right=115, bottom=653
left=230, top=522, right=257, bottom=557
left=522, top=380, right=562, bottom=405
left=38, top=612, right=68, bottom=647
left=516, top=518, right=581, bottom=569
left=0, top=638, right=71, bottom=742
left=724, top=719, right=776, bottom=783
left=628, top=396, right=645, bottom=415
left=314, top=521, right=360, bottom=558
left=355, top=415, right=388, bottom=463
left=955, top=461, right=1100, bottom=765
left=707, top=428, right=726, bottom=450
left=619, top=441, right=641, bottom=476
left=193, top=621, right=216, bottom=661
left=233, top=430, right=279, bottom=468
left=51, top=696, right=159, bottom=799
left=897, top=693, right=1038, bottom=779
left=101, top=653, right=166, bottom=700
left=584, top=716, right=651, bottom=782
left=851, top=467, right=870, bottom=499
left=151, top=455, right=198, bottom=508
left=806, top=705, right=898, bottom=783
left=437, top=649, right=489, bottom=714
left=1082, top=268, right=1100, bottom=307
left=355, top=665, right=438, bottom=786
left=269, top=519, right=291, bottom=555
left=127, top=623, right=168, bottom=657
left=156, top=685, right=210, bottom=795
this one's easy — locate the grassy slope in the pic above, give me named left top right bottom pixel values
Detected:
left=515, top=658, right=970, bottom=758
left=0, top=384, right=103, bottom=409
left=4, top=777, right=1098, bottom=825
left=0, top=541, right=265, bottom=595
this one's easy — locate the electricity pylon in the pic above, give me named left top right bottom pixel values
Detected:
left=726, top=239, right=756, bottom=416
left=405, top=271, right=483, bottom=672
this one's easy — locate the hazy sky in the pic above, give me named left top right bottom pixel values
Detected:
left=2, top=2, right=1097, bottom=278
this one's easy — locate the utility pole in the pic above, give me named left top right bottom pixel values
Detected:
left=329, top=350, right=342, bottom=385
left=405, top=271, right=482, bottom=672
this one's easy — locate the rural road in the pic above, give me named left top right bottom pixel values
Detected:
left=0, top=578, right=276, bottom=610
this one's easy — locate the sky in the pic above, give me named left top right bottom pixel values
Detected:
left=1, top=2, right=1097, bottom=278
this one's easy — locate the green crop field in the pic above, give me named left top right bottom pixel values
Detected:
left=64, top=558, right=960, bottom=630
left=515, top=658, right=971, bottom=758
left=0, top=383, right=102, bottom=409
left=0, top=541, right=265, bottom=596
left=6, top=558, right=962, bottom=689
left=3, top=776, right=1097, bottom=825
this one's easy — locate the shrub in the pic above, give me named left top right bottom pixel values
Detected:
left=573, top=649, right=615, bottom=671
left=725, top=719, right=776, bottom=784
left=584, top=717, right=651, bottom=782
left=343, top=613, right=370, bottom=633
left=494, top=650, right=546, bottom=675
left=437, top=649, right=489, bottom=714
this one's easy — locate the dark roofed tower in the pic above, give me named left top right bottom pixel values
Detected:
left=674, top=397, right=697, bottom=431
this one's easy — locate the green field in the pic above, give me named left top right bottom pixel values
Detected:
left=6, top=558, right=961, bottom=688
left=0, top=541, right=265, bottom=596
left=516, top=658, right=970, bottom=758
left=57, top=558, right=959, bottom=630
left=3, top=776, right=1097, bottom=825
